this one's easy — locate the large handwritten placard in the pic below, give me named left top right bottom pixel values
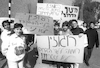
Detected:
left=37, top=35, right=87, bottom=63
left=37, top=3, right=62, bottom=20
left=61, top=5, right=79, bottom=21
left=37, top=3, right=79, bottom=21
left=15, top=13, right=54, bottom=35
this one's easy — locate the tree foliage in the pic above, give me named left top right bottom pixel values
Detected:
left=74, top=0, right=100, bottom=24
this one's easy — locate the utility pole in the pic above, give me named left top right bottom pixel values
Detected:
left=9, top=0, right=11, bottom=21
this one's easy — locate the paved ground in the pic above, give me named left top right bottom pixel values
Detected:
left=0, top=46, right=100, bottom=68
left=79, top=46, right=100, bottom=68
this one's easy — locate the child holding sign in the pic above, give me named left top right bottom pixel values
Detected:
left=2, top=23, right=26, bottom=68
left=55, top=21, right=73, bottom=68
left=62, top=21, right=73, bottom=35
left=61, top=21, right=74, bottom=68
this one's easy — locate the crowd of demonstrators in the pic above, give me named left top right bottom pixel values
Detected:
left=0, top=19, right=99, bottom=68
left=53, top=19, right=87, bottom=68
left=53, top=19, right=100, bottom=68
left=79, top=20, right=100, bottom=67
left=71, top=20, right=100, bottom=67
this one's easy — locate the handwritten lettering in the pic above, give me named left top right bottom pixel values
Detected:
left=53, top=48, right=63, bottom=54
left=65, top=48, right=80, bottom=54
left=41, top=53, right=58, bottom=60
left=37, top=35, right=85, bottom=63
left=60, top=55, right=76, bottom=62
left=61, top=6, right=79, bottom=19
left=38, top=11, right=60, bottom=16
left=48, top=36, right=77, bottom=48
left=62, top=11, right=76, bottom=17
left=38, top=47, right=52, bottom=53
left=63, top=7, right=78, bottom=13
left=47, top=4, right=60, bottom=8
left=38, top=29, right=48, bottom=33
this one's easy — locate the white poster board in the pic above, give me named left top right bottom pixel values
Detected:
left=37, top=3, right=62, bottom=20
left=15, top=13, right=54, bottom=35
left=61, top=5, right=79, bottom=21
left=37, top=3, right=79, bottom=21
left=37, top=35, right=87, bottom=63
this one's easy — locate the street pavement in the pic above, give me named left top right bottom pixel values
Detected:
left=79, top=46, right=100, bottom=68
left=0, top=46, right=100, bottom=68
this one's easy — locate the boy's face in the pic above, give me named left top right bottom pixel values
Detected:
left=72, top=21, right=78, bottom=28
left=83, top=23, right=87, bottom=27
left=4, top=23, right=10, bottom=30
left=90, top=23, right=95, bottom=28
left=54, top=25, right=59, bottom=30
left=14, top=27, right=23, bottom=36
left=63, top=26, right=68, bottom=31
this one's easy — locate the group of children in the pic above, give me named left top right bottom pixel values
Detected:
left=1, top=18, right=98, bottom=68
left=54, top=19, right=84, bottom=36
left=53, top=19, right=100, bottom=68
left=39, top=19, right=86, bottom=68
left=1, top=20, right=28, bottom=68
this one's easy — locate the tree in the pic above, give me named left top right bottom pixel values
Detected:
left=83, top=1, right=100, bottom=24
left=92, top=2, right=100, bottom=21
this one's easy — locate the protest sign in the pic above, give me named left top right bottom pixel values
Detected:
left=15, top=13, right=54, bottom=35
left=37, top=3, right=62, bottom=20
left=37, top=35, right=87, bottom=63
left=37, top=3, right=79, bottom=21
left=61, top=5, right=79, bottom=21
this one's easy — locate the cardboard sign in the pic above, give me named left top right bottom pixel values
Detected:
left=37, top=3, right=79, bottom=21
left=15, top=13, right=54, bottom=35
left=37, top=35, right=87, bottom=63
left=37, top=3, right=62, bottom=20
left=61, top=5, right=79, bottom=21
